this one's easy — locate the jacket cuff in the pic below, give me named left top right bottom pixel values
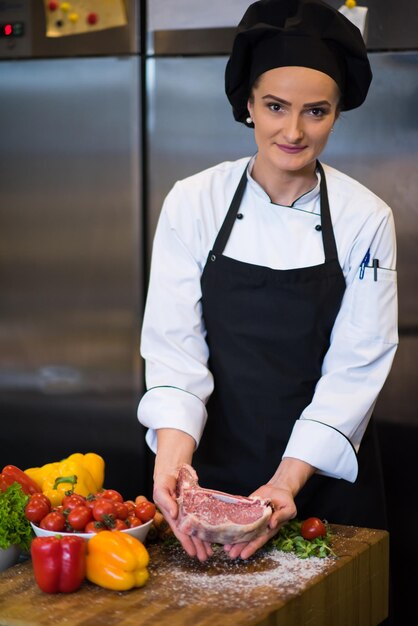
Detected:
left=282, top=419, right=358, bottom=483
left=137, top=386, right=207, bottom=454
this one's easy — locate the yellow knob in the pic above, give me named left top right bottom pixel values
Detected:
left=69, top=12, right=79, bottom=23
left=345, top=0, right=357, bottom=8
left=60, top=2, right=71, bottom=12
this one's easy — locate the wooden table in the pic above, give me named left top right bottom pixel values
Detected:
left=0, top=525, right=389, bottom=626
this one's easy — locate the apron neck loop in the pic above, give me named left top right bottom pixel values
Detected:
left=212, top=162, right=250, bottom=255
left=212, top=159, right=339, bottom=264
left=316, top=160, right=339, bottom=263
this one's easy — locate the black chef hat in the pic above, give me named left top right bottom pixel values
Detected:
left=225, top=0, right=372, bottom=124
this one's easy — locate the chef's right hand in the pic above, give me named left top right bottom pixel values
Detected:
left=153, top=471, right=214, bottom=562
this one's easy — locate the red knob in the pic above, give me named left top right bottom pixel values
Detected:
left=48, top=1, right=59, bottom=10
left=87, top=12, right=99, bottom=25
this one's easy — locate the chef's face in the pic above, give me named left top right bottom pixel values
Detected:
left=247, top=66, right=340, bottom=176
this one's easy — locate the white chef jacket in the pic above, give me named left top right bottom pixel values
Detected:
left=138, top=157, right=398, bottom=483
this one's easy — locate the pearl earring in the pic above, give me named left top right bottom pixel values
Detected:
left=246, top=116, right=253, bottom=124
left=331, top=127, right=334, bottom=133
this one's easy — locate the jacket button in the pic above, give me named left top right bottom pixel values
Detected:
left=210, top=254, right=216, bottom=262
left=236, top=213, right=244, bottom=220
left=315, top=224, right=322, bottom=231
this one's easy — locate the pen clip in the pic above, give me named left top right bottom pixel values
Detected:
left=359, top=248, right=370, bottom=279
left=373, top=258, right=379, bottom=281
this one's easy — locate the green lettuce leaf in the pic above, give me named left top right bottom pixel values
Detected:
left=0, top=482, right=34, bottom=552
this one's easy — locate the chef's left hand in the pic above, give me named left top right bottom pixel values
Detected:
left=223, top=483, right=297, bottom=559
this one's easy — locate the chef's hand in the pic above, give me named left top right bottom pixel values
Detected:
left=223, top=484, right=297, bottom=560
left=153, top=428, right=213, bottom=562
left=224, top=457, right=316, bottom=560
left=153, top=471, right=213, bottom=562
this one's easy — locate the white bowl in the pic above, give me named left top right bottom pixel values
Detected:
left=0, top=545, right=21, bottom=572
left=30, top=519, right=153, bottom=543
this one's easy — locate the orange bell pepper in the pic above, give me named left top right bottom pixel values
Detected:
left=86, top=530, right=149, bottom=591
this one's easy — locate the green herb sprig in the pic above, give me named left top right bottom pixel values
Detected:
left=0, top=482, right=34, bottom=552
left=267, top=519, right=335, bottom=559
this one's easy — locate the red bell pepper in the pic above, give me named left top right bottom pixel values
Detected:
left=31, top=535, right=86, bottom=593
left=0, top=465, right=41, bottom=495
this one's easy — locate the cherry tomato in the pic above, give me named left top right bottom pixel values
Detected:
left=135, top=501, right=156, bottom=523
left=62, top=494, right=86, bottom=510
left=92, top=498, right=116, bottom=522
left=67, top=505, right=93, bottom=531
left=124, top=500, right=136, bottom=514
left=300, top=517, right=327, bottom=540
left=28, top=493, right=51, bottom=507
left=127, top=515, right=142, bottom=528
left=85, top=520, right=105, bottom=534
left=25, top=495, right=51, bottom=523
left=114, top=502, right=129, bottom=520
left=97, top=489, right=124, bottom=503
left=113, top=519, right=129, bottom=530
left=85, top=497, right=97, bottom=511
left=39, top=511, right=66, bottom=532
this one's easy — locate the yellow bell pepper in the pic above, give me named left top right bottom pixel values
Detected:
left=24, top=452, right=105, bottom=505
left=24, top=462, right=59, bottom=489
left=41, top=488, right=63, bottom=508
left=65, top=453, right=105, bottom=492
left=86, top=531, right=149, bottom=591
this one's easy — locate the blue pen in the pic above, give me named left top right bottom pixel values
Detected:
left=359, top=248, right=370, bottom=279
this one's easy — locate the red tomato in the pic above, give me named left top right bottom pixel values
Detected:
left=113, top=519, right=129, bottom=530
left=84, top=497, right=97, bottom=511
left=28, top=493, right=51, bottom=507
left=135, top=501, right=156, bottom=523
left=124, top=500, right=136, bottom=514
left=67, top=505, right=93, bottom=531
left=127, top=515, right=142, bottom=528
left=114, top=502, right=129, bottom=520
left=97, top=489, right=123, bottom=503
left=25, top=495, right=51, bottom=523
left=92, top=498, right=116, bottom=523
left=62, top=494, right=86, bottom=510
left=39, top=511, right=66, bottom=532
left=300, top=517, right=327, bottom=540
left=85, top=521, right=105, bottom=534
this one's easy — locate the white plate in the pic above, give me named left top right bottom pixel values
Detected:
left=30, top=519, right=153, bottom=542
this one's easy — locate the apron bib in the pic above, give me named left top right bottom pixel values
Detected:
left=196, top=161, right=387, bottom=528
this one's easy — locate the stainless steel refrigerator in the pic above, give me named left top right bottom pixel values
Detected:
left=146, top=0, right=418, bottom=622
left=0, top=0, right=147, bottom=497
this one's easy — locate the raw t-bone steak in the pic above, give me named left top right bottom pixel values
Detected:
left=176, top=464, right=273, bottom=544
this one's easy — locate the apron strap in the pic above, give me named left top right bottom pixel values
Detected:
left=212, top=163, right=249, bottom=255
left=316, top=161, right=339, bottom=263
left=212, top=159, right=339, bottom=263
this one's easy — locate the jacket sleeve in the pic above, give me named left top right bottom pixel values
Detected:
left=137, top=185, right=213, bottom=453
left=283, top=207, right=398, bottom=482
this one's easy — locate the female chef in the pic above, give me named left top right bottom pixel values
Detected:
left=138, top=0, right=398, bottom=561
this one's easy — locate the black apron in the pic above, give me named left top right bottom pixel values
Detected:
left=196, top=161, right=387, bottom=529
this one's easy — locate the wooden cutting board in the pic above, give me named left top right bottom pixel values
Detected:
left=0, top=525, right=388, bottom=626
